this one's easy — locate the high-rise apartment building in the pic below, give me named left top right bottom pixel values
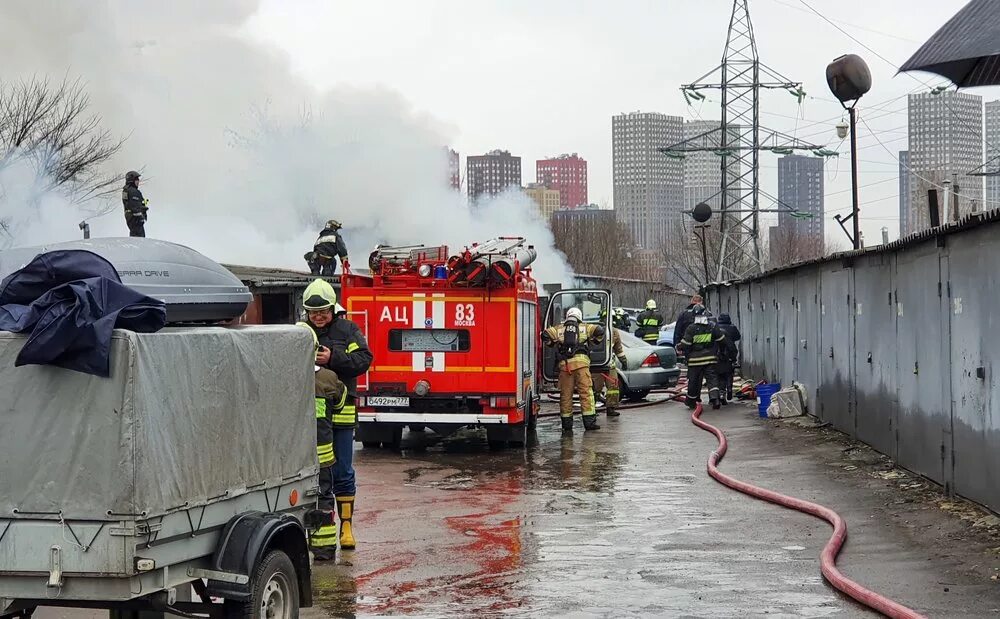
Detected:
left=467, top=150, right=521, bottom=201
left=907, top=91, right=983, bottom=233
left=551, top=204, right=615, bottom=226
left=771, top=155, right=824, bottom=264
left=524, top=183, right=561, bottom=220
left=899, top=151, right=912, bottom=238
left=985, top=100, right=1000, bottom=210
left=447, top=148, right=460, bottom=190
left=612, top=112, right=684, bottom=250
left=537, top=154, right=587, bottom=210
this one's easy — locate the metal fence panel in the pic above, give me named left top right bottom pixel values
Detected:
left=775, top=275, right=797, bottom=386
left=795, top=267, right=821, bottom=413
left=818, top=265, right=854, bottom=433
left=747, top=280, right=767, bottom=380
left=894, top=244, right=951, bottom=487
left=947, top=229, right=1000, bottom=511
left=852, top=254, right=897, bottom=457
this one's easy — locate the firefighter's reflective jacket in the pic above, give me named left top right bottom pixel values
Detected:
left=314, top=367, right=346, bottom=467
left=312, top=317, right=373, bottom=428
left=634, top=309, right=665, bottom=342
left=541, top=321, right=605, bottom=372
left=677, top=322, right=731, bottom=367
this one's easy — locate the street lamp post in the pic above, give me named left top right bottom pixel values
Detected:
left=826, top=54, right=872, bottom=250
left=691, top=202, right=713, bottom=287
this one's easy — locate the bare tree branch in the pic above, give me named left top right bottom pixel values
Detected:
left=550, top=215, right=638, bottom=279
left=0, top=76, right=125, bottom=222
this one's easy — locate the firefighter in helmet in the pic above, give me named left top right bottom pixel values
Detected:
left=295, top=322, right=347, bottom=560
left=611, top=307, right=630, bottom=331
left=301, top=279, right=372, bottom=550
left=121, top=170, right=149, bottom=237
left=541, top=307, right=605, bottom=432
left=634, top=299, right=665, bottom=343
left=592, top=325, right=628, bottom=417
left=675, top=304, right=734, bottom=410
left=308, top=220, right=349, bottom=276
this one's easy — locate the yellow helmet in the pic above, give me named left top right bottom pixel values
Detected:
left=303, top=279, right=337, bottom=310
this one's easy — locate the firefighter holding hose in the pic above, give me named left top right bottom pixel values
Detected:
left=541, top=307, right=605, bottom=432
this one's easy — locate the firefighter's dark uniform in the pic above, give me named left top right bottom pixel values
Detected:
left=612, top=311, right=631, bottom=331
left=541, top=317, right=604, bottom=431
left=312, top=365, right=346, bottom=559
left=677, top=319, right=731, bottom=409
left=309, top=308, right=372, bottom=550
left=634, top=308, right=665, bottom=343
left=716, top=313, right=742, bottom=402
left=592, top=328, right=628, bottom=417
left=312, top=227, right=349, bottom=276
left=121, top=184, right=148, bottom=237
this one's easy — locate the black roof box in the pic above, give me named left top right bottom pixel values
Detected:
left=0, top=238, right=252, bottom=324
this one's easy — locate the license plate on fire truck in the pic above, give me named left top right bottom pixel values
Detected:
left=366, top=396, right=410, bottom=408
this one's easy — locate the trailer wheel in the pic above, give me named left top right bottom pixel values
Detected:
left=225, top=549, right=299, bottom=619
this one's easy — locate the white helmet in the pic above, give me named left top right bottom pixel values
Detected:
left=565, top=307, right=583, bottom=322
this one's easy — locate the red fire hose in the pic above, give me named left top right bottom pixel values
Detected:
left=691, top=402, right=927, bottom=619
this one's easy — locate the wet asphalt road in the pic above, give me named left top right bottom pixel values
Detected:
left=306, top=398, right=1000, bottom=618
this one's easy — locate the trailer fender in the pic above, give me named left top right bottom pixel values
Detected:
left=205, top=511, right=313, bottom=606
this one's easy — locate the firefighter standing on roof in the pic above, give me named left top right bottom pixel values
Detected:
left=121, top=171, right=149, bottom=238
left=296, top=320, right=347, bottom=561
left=302, top=279, right=372, bottom=551
left=675, top=304, right=733, bottom=410
left=592, top=325, right=628, bottom=417
left=308, top=220, right=349, bottom=276
left=541, top=307, right=605, bottom=432
left=634, top=299, right=664, bottom=343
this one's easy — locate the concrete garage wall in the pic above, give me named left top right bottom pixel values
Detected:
left=708, top=213, right=1000, bottom=514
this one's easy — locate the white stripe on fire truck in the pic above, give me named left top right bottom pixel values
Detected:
left=432, top=294, right=445, bottom=372
left=412, top=293, right=426, bottom=372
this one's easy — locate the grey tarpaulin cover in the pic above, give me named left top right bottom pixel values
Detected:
left=0, top=325, right=316, bottom=520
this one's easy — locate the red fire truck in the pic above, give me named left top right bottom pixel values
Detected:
left=340, top=238, right=544, bottom=450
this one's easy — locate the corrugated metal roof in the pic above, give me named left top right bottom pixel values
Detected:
left=900, top=0, right=1000, bottom=87
left=223, top=264, right=316, bottom=288
left=714, top=207, right=1000, bottom=286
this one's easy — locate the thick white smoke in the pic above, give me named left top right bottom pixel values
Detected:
left=0, top=0, right=571, bottom=285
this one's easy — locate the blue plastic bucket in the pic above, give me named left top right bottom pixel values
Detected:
left=756, top=383, right=781, bottom=418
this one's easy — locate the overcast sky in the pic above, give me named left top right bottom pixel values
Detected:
left=247, top=0, right=999, bottom=245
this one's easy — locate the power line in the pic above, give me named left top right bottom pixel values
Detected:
left=798, top=0, right=1000, bottom=158
left=859, top=115, right=1000, bottom=208
left=765, top=0, right=923, bottom=45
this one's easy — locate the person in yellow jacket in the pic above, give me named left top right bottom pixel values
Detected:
left=296, top=322, right=348, bottom=560
left=592, top=326, right=628, bottom=417
left=541, top=307, right=605, bottom=432
left=301, top=279, right=372, bottom=551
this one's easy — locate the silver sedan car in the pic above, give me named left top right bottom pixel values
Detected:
left=616, top=329, right=680, bottom=400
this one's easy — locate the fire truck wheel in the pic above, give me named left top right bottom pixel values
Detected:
left=408, top=424, right=426, bottom=432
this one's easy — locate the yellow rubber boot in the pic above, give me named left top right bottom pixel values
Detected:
left=337, top=496, right=356, bottom=550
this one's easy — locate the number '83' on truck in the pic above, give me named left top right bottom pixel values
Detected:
left=341, top=238, right=541, bottom=450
